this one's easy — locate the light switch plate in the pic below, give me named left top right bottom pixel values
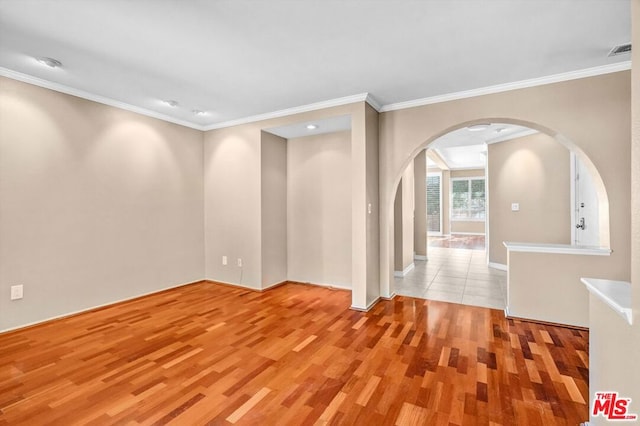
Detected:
left=10, top=285, right=23, bottom=300
left=511, top=203, right=520, bottom=212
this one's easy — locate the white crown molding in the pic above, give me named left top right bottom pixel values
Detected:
left=3, top=61, right=630, bottom=132
left=364, top=93, right=382, bottom=111
left=202, top=93, right=371, bottom=131
left=379, top=61, right=632, bottom=113
left=485, top=128, right=539, bottom=145
left=0, top=67, right=206, bottom=131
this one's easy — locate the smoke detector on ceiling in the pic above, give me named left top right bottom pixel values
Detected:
left=608, top=43, right=631, bottom=57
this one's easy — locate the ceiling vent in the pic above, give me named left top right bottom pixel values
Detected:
left=608, top=43, right=631, bottom=57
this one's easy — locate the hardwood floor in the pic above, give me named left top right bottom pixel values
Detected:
left=0, top=282, right=589, bottom=425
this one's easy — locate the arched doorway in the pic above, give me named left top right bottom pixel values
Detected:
left=383, top=118, right=611, bottom=301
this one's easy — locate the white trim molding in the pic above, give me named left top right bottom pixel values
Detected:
left=503, top=241, right=612, bottom=256
left=488, top=262, right=508, bottom=271
left=380, top=292, right=397, bottom=301
left=414, top=254, right=428, bottom=261
left=203, top=93, right=372, bottom=130
left=351, top=296, right=381, bottom=312
left=365, top=93, right=382, bottom=111
left=296, top=281, right=352, bottom=291
left=379, top=62, right=631, bottom=112
left=0, top=67, right=207, bottom=131
left=394, top=262, right=415, bottom=277
left=0, top=280, right=202, bottom=334
left=581, top=278, right=632, bottom=325
left=2, top=61, right=631, bottom=132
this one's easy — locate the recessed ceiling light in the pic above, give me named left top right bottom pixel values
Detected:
left=162, top=100, right=179, bottom=107
left=467, top=123, right=490, bottom=132
left=192, top=109, right=207, bottom=116
left=306, top=124, right=318, bottom=130
left=36, top=57, right=62, bottom=68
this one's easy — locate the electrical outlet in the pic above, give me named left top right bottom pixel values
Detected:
left=511, top=203, right=520, bottom=212
left=222, top=256, right=227, bottom=265
left=10, top=285, right=23, bottom=300
left=237, top=258, right=242, bottom=267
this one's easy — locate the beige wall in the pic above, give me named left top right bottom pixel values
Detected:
left=488, top=133, right=570, bottom=265
left=393, top=163, right=415, bottom=273
left=588, top=2, right=640, bottom=423
left=508, top=251, right=627, bottom=328
left=450, top=168, right=485, bottom=178
left=364, top=104, right=380, bottom=305
left=0, top=77, right=205, bottom=331
left=202, top=102, right=379, bottom=309
left=393, top=181, right=403, bottom=270
left=287, top=131, right=351, bottom=288
left=261, top=131, right=287, bottom=288
left=413, top=151, right=427, bottom=257
left=203, top=124, right=263, bottom=288
left=450, top=221, right=485, bottom=234
left=449, top=168, right=486, bottom=235
left=633, top=0, right=640, bottom=331
left=402, top=163, right=415, bottom=270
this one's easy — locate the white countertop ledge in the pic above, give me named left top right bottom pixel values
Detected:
left=581, top=278, right=632, bottom=325
left=503, top=242, right=612, bottom=256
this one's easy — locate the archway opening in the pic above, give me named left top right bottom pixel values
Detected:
left=388, top=118, right=610, bottom=307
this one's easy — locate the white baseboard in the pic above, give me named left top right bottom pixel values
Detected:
left=488, top=262, right=508, bottom=271
left=381, top=292, right=397, bottom=300
left=414, top=255, right=428, bottom=261
left=0, top=279, right=205, bottom=334
left=394, top=262, right=415, bottom=277
left=302, top=281, right=351, bottom=291
left=451, top=232, right=486, bottom=236
left=287, top=279, right=351, bottom=291
left=351, top=296, right=381, bottom=312
left=207, top=278, right=260, bottom=291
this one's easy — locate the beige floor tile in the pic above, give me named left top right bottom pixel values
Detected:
left=424, top=289, right=463, bottom=304
left=461, top=294, right=505, bottom=310
left=428, top=282, right=466, bottom=292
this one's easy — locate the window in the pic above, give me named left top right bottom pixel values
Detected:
left=426, top=173, right=442, bottom=233
left=451, top=177, right=485, bottom=220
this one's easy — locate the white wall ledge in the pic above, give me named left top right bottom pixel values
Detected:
left=581, top=278, right=632, bottom=325
left=503, top=242, right=612, bottom=256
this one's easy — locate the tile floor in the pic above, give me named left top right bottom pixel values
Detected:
left=394, top=246, right=507, bottom=310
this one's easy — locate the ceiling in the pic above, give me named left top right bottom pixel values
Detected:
left=0, top=1, right=631, bottom=130
left=265, top=115, right=351, bottom=139
left=429, top=124, right=537, bottom=169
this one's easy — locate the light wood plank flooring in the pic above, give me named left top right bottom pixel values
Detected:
left=0, top=281, right=589, bottom=425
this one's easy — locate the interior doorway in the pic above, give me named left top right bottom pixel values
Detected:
left=571, top=152, right=600, bottom=246
left=392, top=122, right=591, bottom=309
